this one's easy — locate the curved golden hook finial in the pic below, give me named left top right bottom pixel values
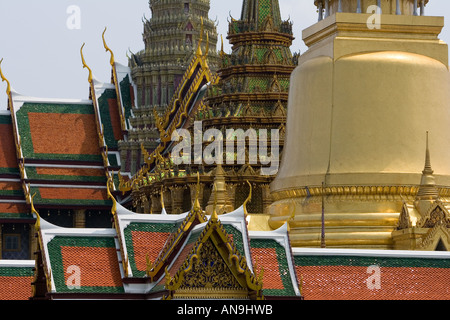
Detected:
left=30, top=193, right=41, bottom=230
left=80, top=43, right=93, bottom=83
left=243, top=181, right=252, bottom=215
left=102, top=27, right=115, bottom=67
left=0, top=58, right=11, bottom=96
left=106, top=175, right=117, bottom=216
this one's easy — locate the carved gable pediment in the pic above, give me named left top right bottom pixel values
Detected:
left=418, top=202, right=450, bottom=229
left=177, top=239, right=247, bottom=297
left=164, top=216, right=263, bottom=300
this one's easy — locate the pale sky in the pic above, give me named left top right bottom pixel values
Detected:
left=0, top=0, right=449, bottom=108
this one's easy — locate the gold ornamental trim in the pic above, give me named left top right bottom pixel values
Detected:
left=270, top=185, right=450, bottom=202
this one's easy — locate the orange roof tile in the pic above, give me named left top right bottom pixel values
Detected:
left=38, top=187, right=108, bottom=201
left=0, top=276, right=32, bottom=300
left=131, top=230, right=171, bottom=272
left=36, top=167, right=104, bottom=177
left=28, top=112, right=100, bottom=156
left=296, top=265, right=450, bottom=300
left=251, top=247, right=284, bottom=290
left=61, top=246, right=122, bottom=288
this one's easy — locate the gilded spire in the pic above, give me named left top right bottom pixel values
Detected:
left=193, top=172, right=201, bottom=211
left=423, top=131, right=433, bottom=175
left=416, top=132, right=439, bottom=201
left=196, top=17, right=204, bottom=56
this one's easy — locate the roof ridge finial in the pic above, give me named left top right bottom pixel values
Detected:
left=102, top=27, right=115, bottom=67
left=0, top=58, right=11, bottom=96
left=80, top=43, right=93, bottom=84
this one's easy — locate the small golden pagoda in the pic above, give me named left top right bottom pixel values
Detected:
left=269, top=0, right=450, bottom=250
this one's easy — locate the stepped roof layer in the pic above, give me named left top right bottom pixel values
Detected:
left=10, top=94, right=111, bottom=208
left=0, top=38, right=135, bottom=210
left=0, top=111, right=30, bottom=222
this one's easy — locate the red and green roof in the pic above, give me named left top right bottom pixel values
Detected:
left=10, top=95, right=115, bottom=208
left=293, top=249, right=450, bottom=300
left=29, top=186, right=110, bottom=207
left=47, top=236, right=124, bottom=294
left=15, top=102, right=102, bottom=163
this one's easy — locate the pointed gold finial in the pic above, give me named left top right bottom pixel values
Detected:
left=196, top=17, right=204, bottom=56
left=220, top=35, right=224, bottom=57
left=102, top=27, right=115, bottom=67
left=0, top=58, right=11, bottom=96
left=193, top=172, right=201, bottom=211
left=80, top=43, right=93, bottom=84
left=423, top=131, right=433, bottom=175
left=205, top=31, right=210, bottom=58
left=211, top=182, right=218, bottom=222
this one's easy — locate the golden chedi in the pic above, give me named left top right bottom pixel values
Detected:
left=269, top=0, right=450, bottom=250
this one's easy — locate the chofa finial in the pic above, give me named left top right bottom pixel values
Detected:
left=102, top=27, right=115, bottom=67
left=0, top=58, right=11, bottom=96
left=80, top=43, right=93, bottom=83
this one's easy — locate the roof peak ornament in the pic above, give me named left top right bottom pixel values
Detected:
left=102, top=27, right=115, bottom=67
left=0, top=58, right=11, bottom=96
left=80, top=43, right=93, bottom=84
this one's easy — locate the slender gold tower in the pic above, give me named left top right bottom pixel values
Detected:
left=269, top=0, right=450, bottom=249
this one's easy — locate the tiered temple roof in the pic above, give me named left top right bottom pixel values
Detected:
left=0, top=0, right=450, bottom=302
left=30, top=179, right=302, bottom=300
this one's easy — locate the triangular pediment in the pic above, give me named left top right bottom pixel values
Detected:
left=175, top=238, right=248, bottom=299
left=417, top=223, right=450, bottom=251
left=418, top=201, right=450, bottom=229
left=164, top=217, right=263, bottom=300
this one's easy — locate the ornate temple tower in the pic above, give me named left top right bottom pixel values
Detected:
left=269, top=0, right=450, bottom=250
left=127, top=0, right=296, bottom=224
left=121, top=0, right=219, bottom=174
left=193, top=0, right=296, bottom=216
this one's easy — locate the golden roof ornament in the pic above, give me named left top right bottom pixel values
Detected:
left=80, top=43, right=93, bottom=84
left=0, top=58, right=11, bottom=96
left=102, top=27, right=115, bottom=67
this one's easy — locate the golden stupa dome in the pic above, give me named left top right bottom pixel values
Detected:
left=269, top=0, right=450, bottom=249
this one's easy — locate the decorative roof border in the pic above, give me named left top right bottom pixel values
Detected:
left=249, top=223, right=301, bottom=297
left=292, top=247, right=450, bottom=260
